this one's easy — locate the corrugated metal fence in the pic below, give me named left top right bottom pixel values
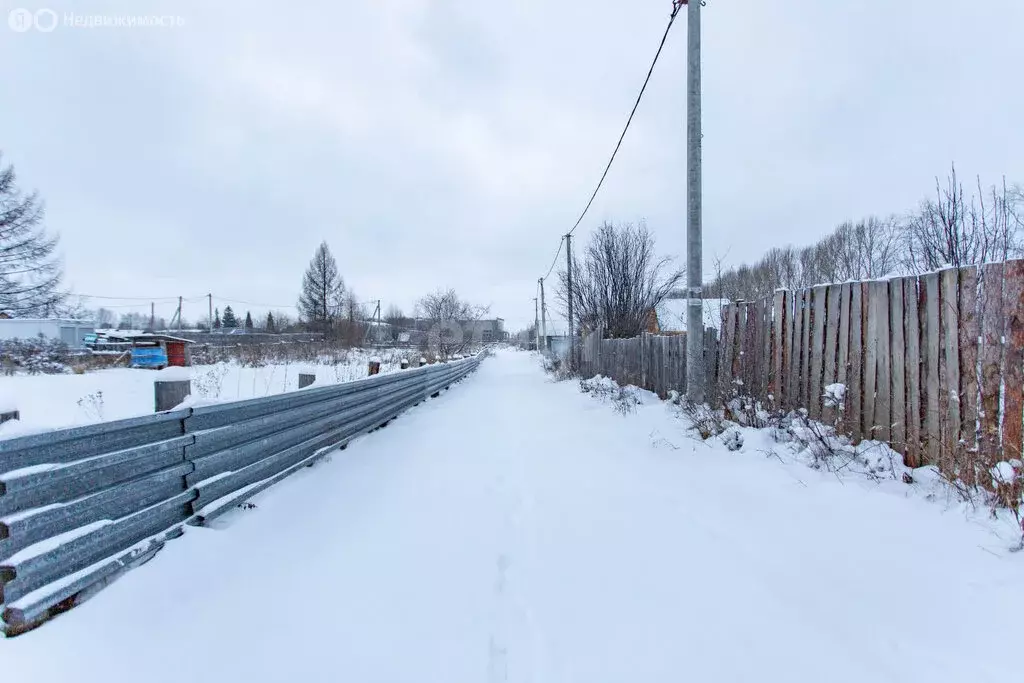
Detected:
left=0, top=354, right=483, bottom=635
left=578, top=260, right=1024, bottom=477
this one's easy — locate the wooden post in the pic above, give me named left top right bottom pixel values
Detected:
left=299, top=373, right=316, bottom=389
left=155, top=380, right=190, bottom=412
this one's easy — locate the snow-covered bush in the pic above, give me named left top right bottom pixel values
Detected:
left=0, top=337, right=70, bottom=375
left=579, top=375, right=641, bottom=414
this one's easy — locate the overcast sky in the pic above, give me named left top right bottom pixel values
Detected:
left=2, top=0, right=1022, bottom=331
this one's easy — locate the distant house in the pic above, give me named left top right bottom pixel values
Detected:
left=650, top=297, right=728, bottom=335
left=461, top=318, right=508, bottom=343
left=0, top=318, right=95, bottom=348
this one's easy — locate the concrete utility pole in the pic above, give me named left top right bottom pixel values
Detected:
left=177, top=296, right=183, bottom=333
left=208, top=293, right=213, bottom=333
left=565, top=233, right=575, bottom=368
left=150, top=302, right=155, bottom=331
left=538, top=277, right=547, bottom=352
left=685, top=0, right=705, bottom=403
left=536, top=296, right=544, bottom=352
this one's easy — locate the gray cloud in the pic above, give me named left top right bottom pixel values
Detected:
left=1, top=0, right=1021, bottom=331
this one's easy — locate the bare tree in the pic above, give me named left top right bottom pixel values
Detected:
left=557, top=222, right=684, bottom=339
left=901, top=166, right=1023, bottom=272
left=418, top=288, right=489, bottom=358
left=298, top=241, right=345, bottom=332
left=0, top=154, right=64, bottom=316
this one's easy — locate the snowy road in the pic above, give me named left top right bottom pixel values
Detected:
left=3, top=350, right=1021, bottom=682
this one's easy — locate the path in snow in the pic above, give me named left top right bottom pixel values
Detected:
left=2, top=350, right=1021, bottom=682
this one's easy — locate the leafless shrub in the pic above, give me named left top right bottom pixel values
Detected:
left=557, top=221, right=683, bottom=338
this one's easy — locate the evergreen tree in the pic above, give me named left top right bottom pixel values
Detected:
left=222, top=305, right=238, bottom=328
left=266, top=312, right=276, bottom=332
left=244, top=311, right=254, bottom=330
left=214, top=308, right=222, bottom=330
left=0, top=153, right=65, bottom=316
left=298, top=241, right=345, bottom=331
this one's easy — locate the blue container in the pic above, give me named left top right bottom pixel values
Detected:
left=131, top=346, right=168, bottom=369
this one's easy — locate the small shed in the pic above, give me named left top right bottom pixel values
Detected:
left=129, top=334, right=194, bottom=368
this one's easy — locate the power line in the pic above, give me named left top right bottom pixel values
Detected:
left=565, top=2, right=683, bottom=239
left=541, top=237, right=564, bottom=282
left=540, top=2, right=683, bottom=284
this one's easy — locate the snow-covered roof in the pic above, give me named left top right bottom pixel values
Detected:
left=655, top=297, right=727, bottom=333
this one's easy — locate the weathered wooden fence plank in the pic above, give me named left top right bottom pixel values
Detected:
left=1001, top=260, right=1024, bottom=463
left=836, top=284, right=852, bottom=431
left=864, top=284, right=879, bottom=440
left=889, top=278, right=906, bottom=453
left=786, top=291, right=799, bottom=410
left=761, top=298, right=773, bottom=406
left=809, top=286, right=826, bottom=420
left=958, top=266, right=980, bottom=470
left=979, top=263, right=1004, bottom=470
left=873, top=281, right=892, bottom=442
left=922, top=272, right=941, bottom=465
left=773, top=291, right=786, bottom=408
left=849, top=284, right=865, bottom=441
left=822, top=285, right=841, bottom=424
left=800, top=289, right=812, bottom=409
left=904, top=276, right=923, bottom=467
left=704, top=328, right=719, bottom=404
left=940, top=268, right=961, bottom=470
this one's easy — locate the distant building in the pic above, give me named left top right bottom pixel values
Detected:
left=0, top=318, right=95, bottom=348
left=461, top=318, right=508, bottom=343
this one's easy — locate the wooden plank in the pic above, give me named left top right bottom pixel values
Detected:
left=904, top=276, right=923, bottom=468
left=762, top=297, right=773, bottom=407
left=978, top=263, right=1004, bottom=471
left=747, top=301, right=760, bottom=399
left=773, top=291, right=786, bottom=409
left=717, top=305, right=733, bottom=400
left=836, top=284, right=851, bottom=431
left=849, top=284, right=864, bottom=441
left=736, top=303, right=749, bottom=396
left=704, top=328, right=719, bottom=405
left=1002, top=260, right=1024, bottom=463
left=800, top=289, right=812, bottom=409
left=786, top=291, right=799, bottom=410
left=940, top=268, right=961, bottom=471
left=889, top=278, right=906, bottom=454
left=808, top=286, right=826, bottom=420
left=753, top=299, right=764, bottom=401
left=822, top=285, right=841, bottom=424
left=922, top=272, right=941, bottom=465
left=756, top=298, right=768, bottom=403
left=863, top=283, right=879, bottom=440
left=958, top=266, right=980, bottom=472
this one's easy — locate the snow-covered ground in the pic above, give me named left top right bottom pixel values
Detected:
left=0, top=349, right=413, bottom=436
left=2, top=349, right=1021, bottom=682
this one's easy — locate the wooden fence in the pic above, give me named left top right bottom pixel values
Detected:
left=578, top=260, right=1024, bottom=473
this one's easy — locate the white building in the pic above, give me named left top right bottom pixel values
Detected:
left=0, top=318, right=95, bottom=348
